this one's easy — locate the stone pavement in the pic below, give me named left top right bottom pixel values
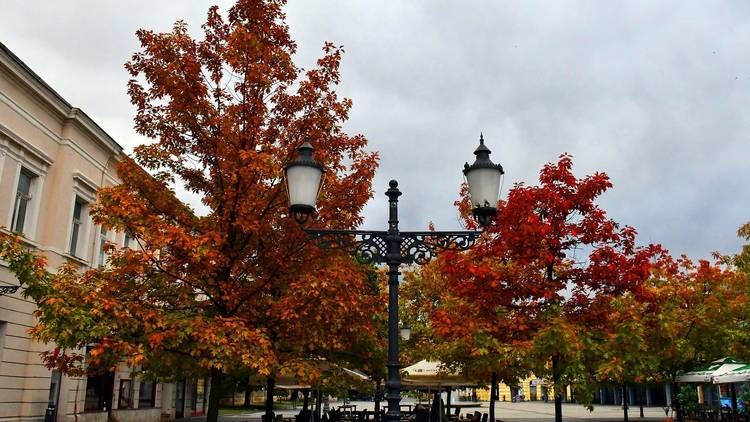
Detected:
left=212, top=400, right=673, bottom=422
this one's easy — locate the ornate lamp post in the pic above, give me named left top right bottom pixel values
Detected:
left=284, top=134, right=504, bottom=422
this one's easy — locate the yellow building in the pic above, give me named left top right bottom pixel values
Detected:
left=475, top=376, right=555, bottom=402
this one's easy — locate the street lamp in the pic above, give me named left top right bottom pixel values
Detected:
left=463, top=133, right=504, bottom=227
left=284, top=134, right=503, bottom=422
left=399, top=324, right=411, bottom=341
left=284, top=142, right=325, bottom=224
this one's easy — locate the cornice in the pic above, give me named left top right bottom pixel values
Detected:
left=0, top=42, right=124, bottom=156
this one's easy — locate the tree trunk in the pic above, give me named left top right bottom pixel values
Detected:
left=265, top=376, right=275, bottom=422
left=489, top=373, right=498, bottom=422
left=622, top=384, right=628, bottom=422
left=232, top=382, right=237, bottom=407
left=244, top=383, right=252, bottom=408
left=303, top=389, right=310, bottom=411
left=207, top=367, right=223, bottom=422
left=547, top=265, right=562, bottom=422
left=639, top=385, right=644, bottom=418
left=374, top=379, right=381, bottom=422
left=446, top=387, right=452, bottom=417
left=315, top=389, right=323, bottom=422
left=671, top=379, right=682, bottom=422
left=552, top=356, right=562, bottom=422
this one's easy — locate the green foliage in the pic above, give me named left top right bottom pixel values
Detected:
left=735, top=223, right=750, bottom=273
left=676, top=384, right=699, bottom=415
left=739, top=385, right=750, bottom=415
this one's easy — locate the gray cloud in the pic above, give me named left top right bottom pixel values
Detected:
left=2, top=0, right=748, bottom=258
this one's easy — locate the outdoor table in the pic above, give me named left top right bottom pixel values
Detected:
left=447, top=404, right=482, bottom=410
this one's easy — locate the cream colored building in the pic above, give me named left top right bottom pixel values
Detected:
left=0, top=42, right=208, bottom=421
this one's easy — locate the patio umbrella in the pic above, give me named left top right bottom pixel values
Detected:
left=401, top=360, right=481, bottom=388
left=676, top=357, right=748, bottom=383
left=251, top=365, right=370, bottom=389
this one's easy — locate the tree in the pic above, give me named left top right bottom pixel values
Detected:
left=734, top=222, right=750, bottom=273
left=0, top=2, right=379, bottom=421
left=597, top=287, right=661, bottom=421
left=412, top=256, right=536, bottom=422
left=626, top=255, right=750, bottom=420
left=443, top=155, right=661, bottom=422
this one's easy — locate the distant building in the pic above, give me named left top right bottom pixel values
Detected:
left=474, top=376, right=671, bottom=408
left=0, top=42, right=208, bottom=421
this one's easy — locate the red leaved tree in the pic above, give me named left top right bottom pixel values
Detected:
left=436, top=155, right=661, bottom=422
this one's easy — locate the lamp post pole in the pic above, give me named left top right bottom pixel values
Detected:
left=284, top=135, right=505, bottom=422
left=384, top=180, right=403, bottom=422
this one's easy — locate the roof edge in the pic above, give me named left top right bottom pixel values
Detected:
left=0, top=41, right=124, bottom=155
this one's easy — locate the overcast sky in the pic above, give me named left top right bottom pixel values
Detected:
left=1, top=1, right=748, bottom=259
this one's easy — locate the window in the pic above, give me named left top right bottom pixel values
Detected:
left=69, top=199, right=85, bottom=256
left=118, top=379, right=132, bottom=409
left=0, top=321, right=6, bottom=370
left=84, top=372, right=114, bottom=411
left=48, top=370, right=61, bottom=406
left=138, top=380, right=156, bottom=408
left=97, top=226, right=108, bottom=267
left=190, top=378, right=206, bottom=412
left=11, top=169, right=35, bottom=234
left=123, top=233, right=134, bottom=249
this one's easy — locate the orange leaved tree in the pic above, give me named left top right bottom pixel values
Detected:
left=0, top=2, right=379, bottom=421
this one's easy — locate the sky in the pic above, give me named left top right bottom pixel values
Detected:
left=1, top=1, right=748, bottom=259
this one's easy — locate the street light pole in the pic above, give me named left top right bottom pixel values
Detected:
left=283, top=135, right=505, bottom=422
left=384, top=180, right=403, bottom=422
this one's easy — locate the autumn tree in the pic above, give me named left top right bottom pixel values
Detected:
left=0, top=2, right=379, bottom=422
left=407, top=256, right=536, bottom=422
left=624, top=255, right=750, bottom=421
left=437, top=155, right=660, bottom=422
left=597, top=285, right=661, bottom=421
left=734, top=222, right=750, bottom=277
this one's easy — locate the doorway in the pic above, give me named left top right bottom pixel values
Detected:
left=175, top=380, right=186, bottom=419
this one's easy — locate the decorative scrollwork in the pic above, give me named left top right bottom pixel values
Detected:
left=304, top=229, right=389, bottom=265
left=352, top=234, right=388, bottom=264
left=0, top=285, right=20, bottom=296
left=304, top=229, right=480, bottom=266
left=400, top=231, right=480, bottom=265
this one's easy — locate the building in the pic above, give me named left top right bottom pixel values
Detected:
left=0, top=42, right=209, bottom=421
left=475, top=376, right=671, bottom=408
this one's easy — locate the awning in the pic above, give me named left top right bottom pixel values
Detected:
left=713, top=364, right=750, bottom=384
left=676, top=357, right=748, bottom=383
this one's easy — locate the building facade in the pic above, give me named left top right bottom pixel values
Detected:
left=0, top=42, right=208, bottom=421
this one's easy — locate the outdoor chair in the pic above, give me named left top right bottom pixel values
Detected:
left=448, top=410, right=459, bottom=422
left=297, top=409, right=313, bottom=422
left=329, top=410, right=342, bottom=422
left=481, top=414, right=488, bottom=422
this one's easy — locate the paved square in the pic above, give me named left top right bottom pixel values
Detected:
left=219, top=400, right=671, bottom=422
